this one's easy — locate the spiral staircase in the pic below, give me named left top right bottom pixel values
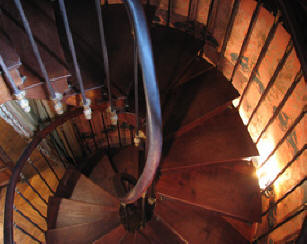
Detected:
left=1, top=0, right=266, bottom=243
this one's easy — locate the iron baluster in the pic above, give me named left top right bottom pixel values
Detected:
left=0, top=54, right=30, bottom=112
left=28, top=159, right=55, bottom=194
left=13, top=0, right=63, bottom=114
left=218, top=0, right=240, bottom=67
left=247, top=40, right=293, bottom=127
left=262, top=145, right=306, bottom=195
left=13, top=206, right=46, bottom=233
left=15, top=188, right=47, bottom=220
left=94, top=0, right=113, bottom=111
left=258, top=107, right=306, bottom=168
left=238, top=13, right=280, bottom=109
left=101, top=112, right=110, bottom=150
left=167, top=0, right=172, bottom=27
left=255, top=70, right=303, bottom=144
left=230, top=0, right=262, bottom=82
left=117, top=121, right=122, bottom=147
left=58, top=0, right=91, bottom=119
left=39, top=147, right=60, bottom=182
left=19, top=173, right=48, bottom=205
left=88, top=119, right=98, bottom=150
left=13, top=223, right=42, bottom=244
left=60, top=128, right=78, bottom=166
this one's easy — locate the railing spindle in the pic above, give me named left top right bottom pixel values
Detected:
left=39, top=147, right=60, bottom=182
left=14, top=0, right=63, bottom=114
left=255, top=70, right=303, bottom=144
left=258, top=107, right=306, bottom=168
left=88, top=120, right=98, bottom=150
left=60, top=128, right=78, bottom=166
left=247, top=40, right=293, bottom=127
left=15, top=188, right=47, bottom=220
left=238, top=13, right=280, bottom=109
left=94, top=0, right=113, bottom=111
left=101, top=112, right=110, bottom=149
left=58, top=0, right=91, bottom=119
left=19, top=173, right=48, bottom=205
left=28, top=159, right=55, bottom=194
left=14, top=223, right=42, bottom=244
left=13, top=206, right=46, bottom=233
left=230, top=0, right=262, bottom=81
left=0, top=54, right=30, bottom=112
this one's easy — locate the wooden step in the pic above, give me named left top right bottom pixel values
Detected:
left=155, top=197, right=250, bottom=243
left=0, top=0, right=70, bottom=100
left=112, top=146, right=140, bottom=180
left=93, top=225, right=126, bottom=244
left=55, top=169, right=119, bottom=206
left=90, top=154, right=118, bottom=197
left=64, top=2, right=156, bottom=96
left=47, top=197, right=118, bottom=229
left=121, top=232, right=136, bottom=244
left=156, top=164, right=262, bottom=222
left=140, top=216, right=185, bottom=243
left=0, top=31, right=25, bottom=105
left=175, top=56, right=214, bottom=87
left=46, top=217, right=120, bottom=244
left=223, top=216, right=258, bottom=242
left=163, top=69, right=239, bottom=137
left=161, top=108, right=258, bottom=170
left=151, top=25, right=203, bottom=95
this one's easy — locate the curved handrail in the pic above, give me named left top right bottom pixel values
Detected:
left=4, top=106, right=107, bottom=243
left=4, top=0, right=161, bottom=242
left=120, top=0, right=162, bottom=204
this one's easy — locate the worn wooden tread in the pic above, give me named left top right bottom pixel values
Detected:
left=90, top=154, right=118, bottom=197
left=151, top=25, right=203, bottom=94
left=112, top=146, right=140, bottom=180
left=70, top=173, right=119, bottom=206
left=156, top=164, right=262, bottom=222
left=47, top=197, right=118, bottom=229
left=0, top=0, right=69, bottom=99
left=176, top=56, right=214, bottom=87
left=55, top=169, right=119, bottom=206
left=155, top=197, right=250, bottom=243
left=162, top=108, right=258, bottom=170
left=140, top=216, right=185, bottom=243
left=46, top=216, right=120, bottom=244
left=93, top=225, right=126, bottom=244
left=163, top=69, right=239, bottom=137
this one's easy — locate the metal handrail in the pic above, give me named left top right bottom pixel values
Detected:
left=121, top=0, right=162, bottom=204
left=4, top=0, right=161, bottom=242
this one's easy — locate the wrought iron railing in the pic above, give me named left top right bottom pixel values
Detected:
left=3, top=0, right=162, bottom=243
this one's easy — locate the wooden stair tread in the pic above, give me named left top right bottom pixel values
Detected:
left=163, top=69, right=240, bottom=137
left=156, top=164, right=262, bottom=222
left=0, top=32, right=21, bottom=69
left=176, top=56, right=213, bottom=87
left=112, top=146, right=139, bottom=179
left=151, top=25, right=203, bottom=94
left=46, top=217, right=120, bottom=244
left=121, top=232, right=136, bottom=244
left=155, top=197, right=250, bottom=244
left=223, top=216, right=257, bottom=242
left=140, top=216, right=185, bottom=243
left=93, top=225, right=126, bottom=244
left=162, top=108, right=258, bottom=169
left=0, top=0, right=69, bottom=99
left=47, top=197, right=118, bottom=229
left=71, top=174, right=119, bottom=206
left=90, top=154, right=118, bottom=197
left=55, top=169, right=119, bottom=206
